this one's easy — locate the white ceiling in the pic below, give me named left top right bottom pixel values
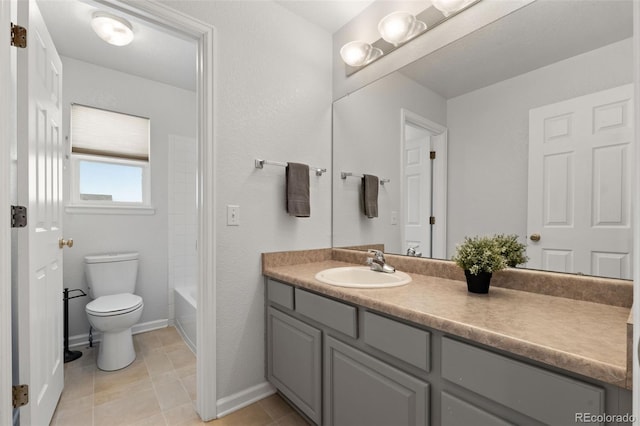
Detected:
left=37, top=0, right=374, bottom=92
left=37, top=0, right=197, bottom=91
left=275, top=0, right=376, bottom=33
left=399, top=0, right=633, bottom=99
left=37, top=0, right=631, bottom=99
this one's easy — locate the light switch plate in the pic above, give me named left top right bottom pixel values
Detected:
left=227, top=205, right=240, bottom=226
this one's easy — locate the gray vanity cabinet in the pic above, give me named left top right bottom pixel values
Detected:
left=267, top=307, right=322, bottom=424
left=265, top=278, right=631, bottom=426
left=324, top=336, right=429, bottom=426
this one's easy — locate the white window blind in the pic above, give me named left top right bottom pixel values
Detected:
left=71, top=104, right=150, bottom=161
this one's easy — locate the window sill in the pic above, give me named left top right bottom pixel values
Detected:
left=65, top=204, right=156, bottom=215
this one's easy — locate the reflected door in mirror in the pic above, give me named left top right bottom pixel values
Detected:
left=527, top=84, right=633, bottom=279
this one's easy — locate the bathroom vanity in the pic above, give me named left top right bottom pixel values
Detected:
left=263, top=249, right=633, bottom=426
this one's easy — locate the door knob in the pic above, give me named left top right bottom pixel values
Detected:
left=529, top=233, right=541, bottom=242
left=59, top=238, right=73, bottom=249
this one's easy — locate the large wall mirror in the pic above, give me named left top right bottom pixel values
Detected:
left=332, top=0, right=633, bottom=280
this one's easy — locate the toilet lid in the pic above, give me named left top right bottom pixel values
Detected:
left=86, top=294, right=143, bottom=316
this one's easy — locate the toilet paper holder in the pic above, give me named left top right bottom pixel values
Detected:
left=63, top=288, right=87, bottom=363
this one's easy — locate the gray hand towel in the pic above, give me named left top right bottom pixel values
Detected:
left=286, top=162, right=310, bottom=217
left=362, top=174, right=379, bottom=218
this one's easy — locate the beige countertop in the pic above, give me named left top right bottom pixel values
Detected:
left=263, top=257, right=631, bottom=390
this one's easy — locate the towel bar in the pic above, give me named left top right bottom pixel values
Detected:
left=341, top=172, right=390, bottom=185
left=255, top=159, right=326, bottom=176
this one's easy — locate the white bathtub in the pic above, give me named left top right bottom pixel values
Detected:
left=174, top=286, right=197, bottom=353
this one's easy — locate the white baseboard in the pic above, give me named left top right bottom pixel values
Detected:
left=133, top=319, right=169, bottom=335
left=216, top=382, right=276, bottom=418
left=68, top=319, right=169, bottom=348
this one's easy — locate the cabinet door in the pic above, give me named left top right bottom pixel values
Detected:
left=324, top=336, right=429, bottom=426
left=267, top=307, right=322, bottom=424
left=441, top=392, right=513, bottom=426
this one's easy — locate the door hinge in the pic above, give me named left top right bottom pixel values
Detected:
left=429, top=151, right=436, bottom=160
left=11, top=23, right=27, bottom=48
left=429, top=216, right=436, bottom=225
left=12, top=385, right=28, bottom=408
left=11, top=205, right=27, bottom=228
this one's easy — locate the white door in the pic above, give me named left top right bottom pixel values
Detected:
left=16, top=1, right=64, bottom=424
left=402, top=124, right=432, bottom=257
left=527, top=84, right=633, bottom=279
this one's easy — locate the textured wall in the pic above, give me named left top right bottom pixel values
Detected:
left=161, top=0, right=333, bottom=400
left=446, top=39, right=633, bottom=256
left=61, top=56, right=197, bottom=337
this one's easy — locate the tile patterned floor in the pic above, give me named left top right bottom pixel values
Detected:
left=52, top=327, right=308, bottom=426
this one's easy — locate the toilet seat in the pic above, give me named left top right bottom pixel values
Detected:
left=86, top=294, right=143, bottom=317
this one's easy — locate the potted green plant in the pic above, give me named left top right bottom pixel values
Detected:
left=452, top=235, right=506, bottom=293
left=494, top=233, right=528, bottom=267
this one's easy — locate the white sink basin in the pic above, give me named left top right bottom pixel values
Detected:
left=315, top=266, right=411, bottom=288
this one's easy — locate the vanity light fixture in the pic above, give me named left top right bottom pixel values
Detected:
left=377, top=11, right=426, bottom=46
left=91, top=11, right=134, bottom=47
left=431, top=0, right=474, bottom=17
left=340, top=0, right=481, bottom=74
left=340, top=41, right=383, bottom=67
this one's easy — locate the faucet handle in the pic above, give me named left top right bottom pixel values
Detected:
left=367, top=249, right=385, bottom=261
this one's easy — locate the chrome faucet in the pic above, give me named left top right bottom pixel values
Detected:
left=366, top=249, right=396, bottom=273
left=407, top=245, right=422, bottom=257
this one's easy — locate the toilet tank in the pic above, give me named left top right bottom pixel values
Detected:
left=84, top=252, right=139, bottom=299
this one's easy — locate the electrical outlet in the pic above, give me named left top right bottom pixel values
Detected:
left=391, top=211, right=398, bottom=225
left=227, top=205, right=240, bottom=226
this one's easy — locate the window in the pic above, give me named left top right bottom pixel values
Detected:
left=68, top=104, right=153, bottom=213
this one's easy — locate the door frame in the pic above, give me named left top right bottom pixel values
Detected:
left=104, top=1, right=217, bottom=420
left=400, top=109, right=448, bottom=259
left=1, top=0, right=218, bottom=422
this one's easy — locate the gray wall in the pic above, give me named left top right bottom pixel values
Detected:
left=161, top=0, right=333, bottom=400
left=446, top=38, right=633, bottom=256
left=61, top=56, right=197, bottom=337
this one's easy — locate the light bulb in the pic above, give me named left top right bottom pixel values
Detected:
left=340, top=41, right=382, bottom=67
left=431, top=0, right=473, bottom=17
left=378, top=11, right=426, bottom=46
left=91, top=12, right=134, bottom=47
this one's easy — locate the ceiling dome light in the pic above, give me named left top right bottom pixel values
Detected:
left=340, top=41, right=383, bottom=67
left=91, top=12, right=134, bottom=46
left=378, top=11, right=426, bottom=46
left=431, top=0, right=473, bottom=17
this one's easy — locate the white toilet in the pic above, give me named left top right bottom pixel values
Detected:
left=84, top=252, right=144, bottom=371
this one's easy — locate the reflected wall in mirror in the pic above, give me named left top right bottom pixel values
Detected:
left=332, top=0, right=634, bottom=279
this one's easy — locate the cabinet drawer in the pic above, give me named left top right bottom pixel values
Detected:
left=441, top=338, right=604, bottom=425
left=267, top=279, right=294, bottom=310
left=295, top=289, right=357, bottom=338
left=363, top=311, right=430, bottom=372
left=441, top=392, right=513, bottom=426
